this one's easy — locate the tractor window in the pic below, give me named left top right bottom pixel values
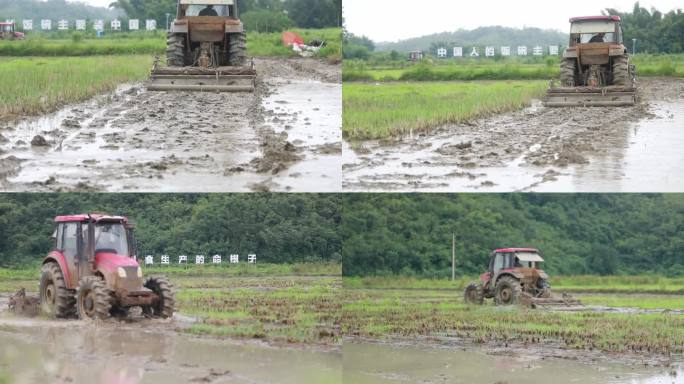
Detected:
left=62, top=223, right=78, bottom=263
left=185, top=5, right=230, bottom=16
left=493, top=254, right=505, bottom=273
left=579, top=33, right=616, bottom=44
left=55, top=224, right=64, bottom=249
left=94, top=223, right=129, bottom=256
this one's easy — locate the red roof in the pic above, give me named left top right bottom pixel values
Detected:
left=570, top=15, right=621, bottom=23
left=494, top=248, right=539, bottom=253
left=55, top=214, right=128, bottom=223
left=0, top=22, right=15, bottom=26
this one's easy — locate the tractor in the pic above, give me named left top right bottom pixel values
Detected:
left=148, top=0, right=256, bottom=92
left=0, top=22, right=25, bottom=40
left=464, top=248, right=580, bottom=308
left=544, top=16, right=637, bottom=107
left=39, top=214, right=175, bottom=320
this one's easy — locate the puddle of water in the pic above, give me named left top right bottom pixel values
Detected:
left=343, top=100, right=684, bottom=192
left=0, top=323, right=341, bottom=384
left=264, top=79, right=342, bottom=192
left=344, top=342, right=682, bottom=384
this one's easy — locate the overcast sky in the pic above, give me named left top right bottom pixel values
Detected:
left=344, top=0, right=683, bottom=42
left=68, top=0, right=112, bottom=8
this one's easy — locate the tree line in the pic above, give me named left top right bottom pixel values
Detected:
left=0, top=194, right=341, bottom=267
left=605, top=2, right=684, bottom=53
left=342, top=194, right=684, bottom=278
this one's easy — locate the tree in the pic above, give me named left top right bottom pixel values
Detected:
left=242, top=10, right=294, bottom=32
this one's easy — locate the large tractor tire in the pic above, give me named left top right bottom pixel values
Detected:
left=464, top=282, right=484, bottom=305
left=537, top=279, right=552, bottom=298
left=166, top=32, right=187, bottom=67
left=76, top=276, right=112, bottom=320
left=39, top=262, right=75, bottom=318
left=560, top=59, right=577, bottom=87
left=612, top=55, right=630, bottom=87
left=143, top=276, right=175, bottom=319
left=228, top=32, right=247, bottom=67
left=494, top=276, right=522, bottom=306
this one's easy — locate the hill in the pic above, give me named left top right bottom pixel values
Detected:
left=342, top=194, right=684, bottom=277
left=0, top=0, right=122, bottom=21
left=375, top=26, right=568, bottom=52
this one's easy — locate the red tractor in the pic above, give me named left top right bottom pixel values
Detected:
left=39, top=214, right=175, bottom=320
left=0, top=22, right=25, bottom=40
left=464, top=248, right=580, bottom=307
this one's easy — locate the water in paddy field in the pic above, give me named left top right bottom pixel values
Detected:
left=343, top=342, right=683, bottom=384
left=0, top=323, right=341, bottom=384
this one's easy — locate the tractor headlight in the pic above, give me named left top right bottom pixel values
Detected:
left=136, top=266, right=143, bottom=278
left=117, top=267, right=127, bottom=278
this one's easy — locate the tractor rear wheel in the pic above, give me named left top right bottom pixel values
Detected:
left=143, top=276, right=175, bottom=319
left=495, top=276, right=522, bottom=305
left=612, top=55, right=630, bottom=87
left=560, top=59, right=577, bottom=87
left=464, top=282, right=484, bottom=304
left=39, top=262, right=75, bottom=318
left=166, top=32, right=187, bottom=67
left=76, top=276, right=112, bottom=320
left=228, top=32, right=247, bottom=67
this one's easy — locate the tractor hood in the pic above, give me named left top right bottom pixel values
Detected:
left=95, top=252, right=140, bottom=270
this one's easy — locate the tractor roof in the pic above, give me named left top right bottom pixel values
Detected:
left=55, top=214, right=128, bottom=223
left=179, top=0, right=235, bottom=4
left=494, top=248, right=539, bottom=254
left=0, top=22, right=15, bottom=26
left=570, top=16, right=620, bottom=23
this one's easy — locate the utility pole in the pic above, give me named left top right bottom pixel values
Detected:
left=632, top=38, right=637, bottom=55
left=452, top=234, right=456, bottom=281
left=166, top=13, right=171, bottom=31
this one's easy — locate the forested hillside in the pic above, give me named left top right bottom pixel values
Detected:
left=374, top=27, right=568, bottom=53
left=0, top=0, right=122, bottom=20
left=0, top=194, right=341, bottom=267
left=342, top=194, right=684, bottom=277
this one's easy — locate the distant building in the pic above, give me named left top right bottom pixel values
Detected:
left=409, top=50, right=424, bottom=61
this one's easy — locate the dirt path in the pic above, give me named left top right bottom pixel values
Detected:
left=0, top=58, right=341, bottom=192
left=343, top=78, right=684, bottom=192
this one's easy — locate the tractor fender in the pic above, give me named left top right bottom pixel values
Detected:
left=171, top=21, right=188, bottom=34
left=495, top=272, right=523, bottom=285
left=563, top=48, right=578, bottom=59
left=537, top=271, right=549, bottom=280
left=42, top=251, right=73, bottom=289
left=609, top=47, right=626, bottom=56
left=225, top=22, right=243, bottom=34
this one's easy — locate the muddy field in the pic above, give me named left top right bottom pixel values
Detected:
left=0, top=58, right=341, bottom=192
left=343, top=78, right=684, bottom=192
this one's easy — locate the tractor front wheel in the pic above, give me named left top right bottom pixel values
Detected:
left=39, top=262, right=75, bottom=318
left=143, top=276, right=175, bottom=319
left=494, top=276, right=522, bottom=305
left=76, top=276, right=112, bottom=320
left=227, top=32, right=247, bottom=67
left=464, top=282, right=484, bottom=304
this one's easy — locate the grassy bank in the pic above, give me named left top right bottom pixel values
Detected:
left=343, top=54, right=684, bottom=82
left=0, top=28, right=341, bottom=61
left=342, top=286, right=684, bottom=355
left=343, top=81, right=547, bottom=140
left=0, top=55, right=153, bottom=120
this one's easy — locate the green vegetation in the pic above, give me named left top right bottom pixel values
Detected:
left=0, top=55, right=153, bottom=119
left=343, top=80, right=546, bottom=140
left=0, top=194, right=341, bottom=267
left=0, top=38, right=164, bottom=56
left=247, top=28, right=342, bottom=61
left=179, top=275, right=341, bottom=345
left=342, top=194, right=684, bottom=277
left=342, top=287, right=684, bottom=355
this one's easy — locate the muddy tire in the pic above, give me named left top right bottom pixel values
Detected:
left=76, top=276, right=112, bottom=320
left=494, top=276, right=521, bottom=306
left=464, top=282, right=484, bottom=305
left=143, top=276, right=175, bottom=319
left=227, top=32, right=247, bottom=67
left=166, top=32, right=187, bottom=67
left=612, top=55, right=630, bottom=87
left=560, top=59, right=577, bottom=87
left=39, top=262, right=75, bottom=318
left=537, top=279, right=552, bottom=298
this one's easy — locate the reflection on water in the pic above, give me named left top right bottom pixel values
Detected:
left=343, top=342, right=682, bottom=384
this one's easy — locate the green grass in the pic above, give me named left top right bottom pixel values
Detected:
left=343, top=80, right=547, bottom=140
left=0, top=55, right=153, bottom=120
left=576, top=294, right=684, bottom=310
left=0, top=28, right=341, bottom=61
left=342, top=287, right=684, bottom=355
left=176, top=275, right=342, bottom=345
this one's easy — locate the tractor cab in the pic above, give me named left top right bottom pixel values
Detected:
left=0, top=22, right=15, bottom=33
left=176, top=0, right=239, bottom=19
left=569, top=16, right=624, bottom=46
left=480, top=248, right=550, bottom=296
left=0, top=22, right=24, bottom=40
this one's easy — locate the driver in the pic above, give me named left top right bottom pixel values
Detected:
left=199, top=4, right=219, bottom=16
left=589, top=32, right=606, bottom=43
